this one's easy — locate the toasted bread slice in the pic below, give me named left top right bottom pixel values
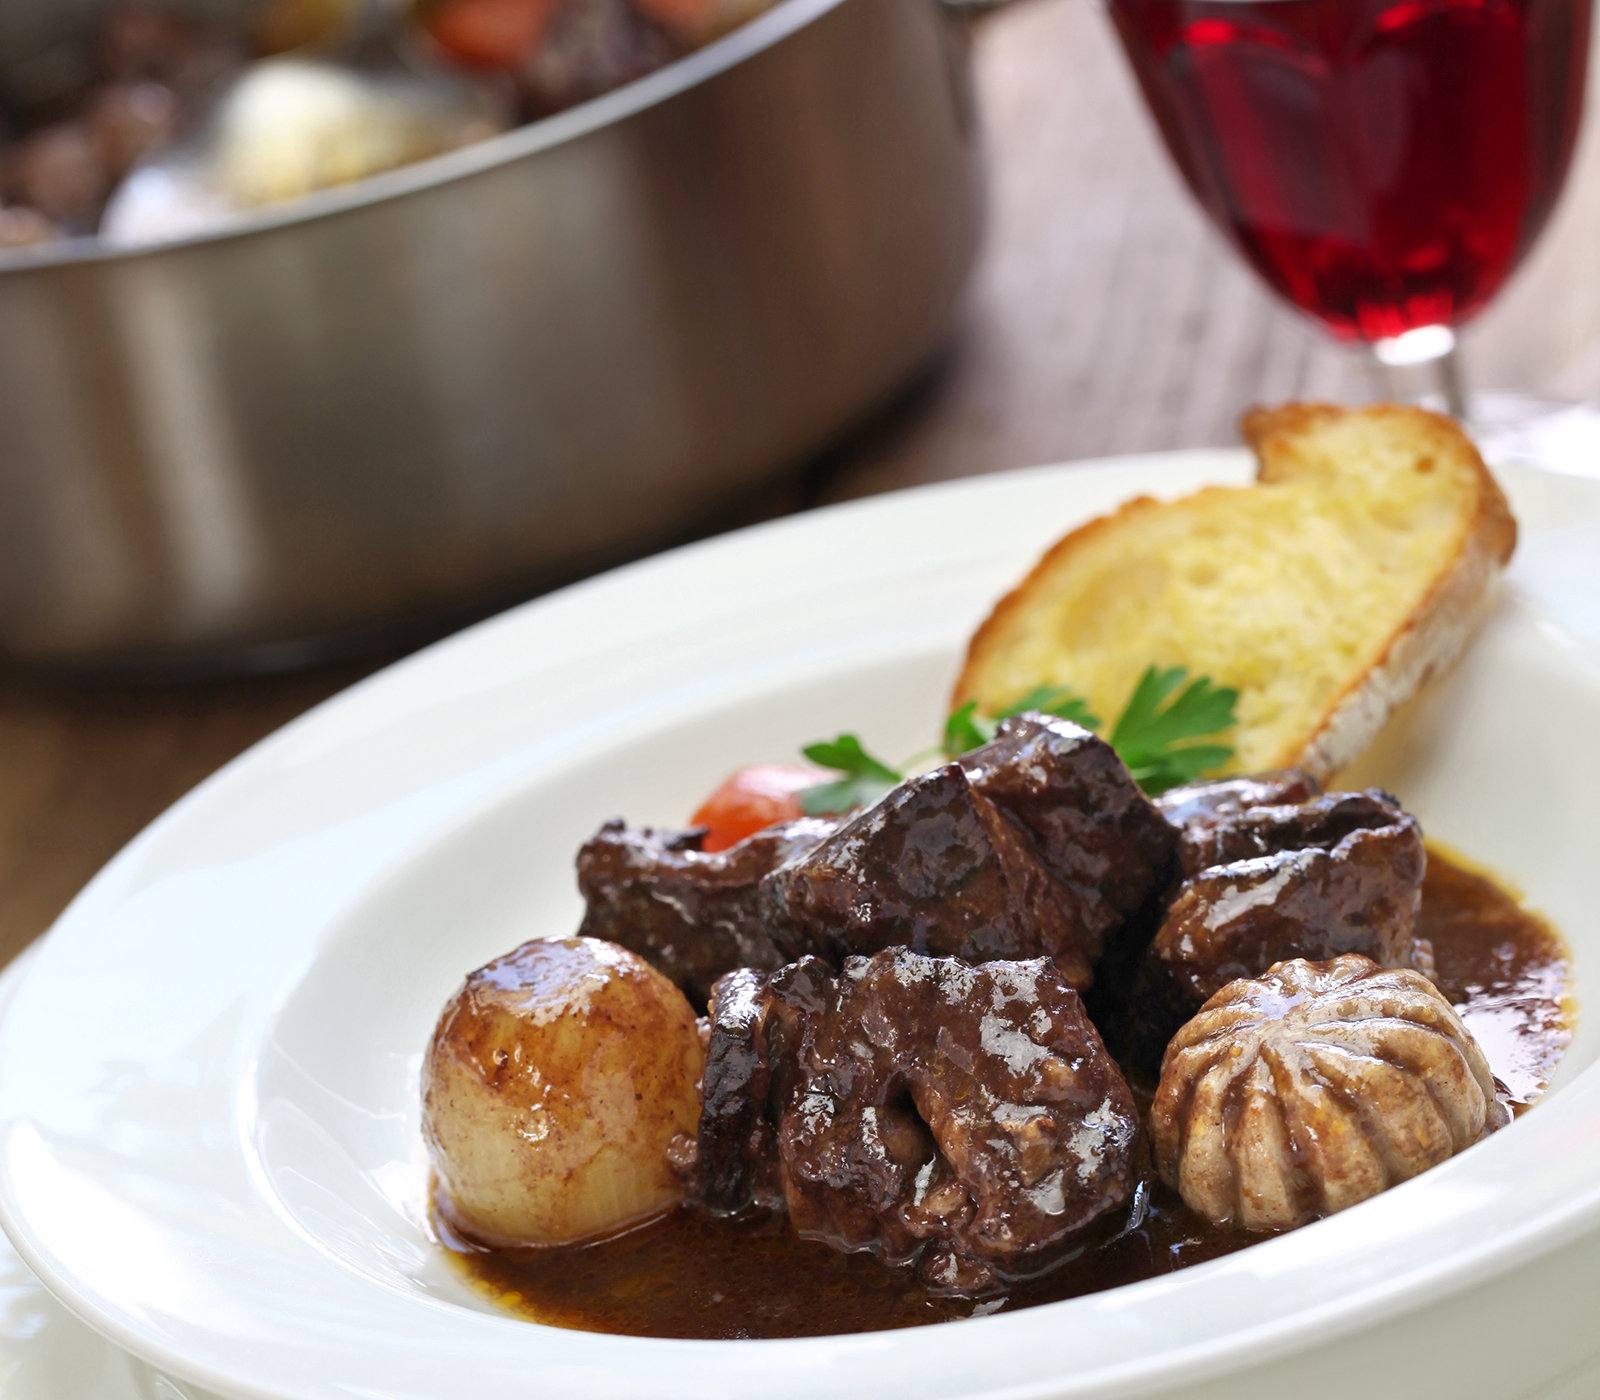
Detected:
left=953, top=404, right=1517, bottom=780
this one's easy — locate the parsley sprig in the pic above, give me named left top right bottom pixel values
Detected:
left=799, top=665, right=1237, bottom=815
left=1110, top=667, right=1238, bottom=794
left=798, top=735, right=903, bottom=816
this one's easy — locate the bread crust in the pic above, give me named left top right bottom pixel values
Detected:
left=952, top=492, right=1168, bottom=712
left=1243, top=404, right=1516, bottom=778
left=953, top=403, right=1517, bottom=782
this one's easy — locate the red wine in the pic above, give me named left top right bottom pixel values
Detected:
left=1110, top=0, right=1591, bottom=342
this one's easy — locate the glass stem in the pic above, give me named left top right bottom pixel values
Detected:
left=1436, top=344, right=1468, bottom=422
left=1372, top=325, right=1468, bottom=422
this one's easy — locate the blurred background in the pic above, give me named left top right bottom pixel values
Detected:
left=1, top=0, right=1599, bottom=966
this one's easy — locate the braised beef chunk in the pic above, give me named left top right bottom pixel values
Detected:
left=576, top=817, right=836, bottom=1008
left=1166, top=786, right=1420, bottom=892
left=1087, top=770, right=1324, bottom=1042
left=1157, top=821, right=1425, bottom=999
left=1175, top=789, right=1411, bottom=873
left=758, top=763, right=1102, bottom=980
left=761, top=715, right=1174, bottom=988
left=1155, top=769, right=1322, bottom=877
left=581, top=715, right=1168, bottom=1006
left=1123, top=794, right=1427, bottom=1070
left=685, top=949, right=1140, bottom=1294
left=1155, top=769, right=1322, bottom=824
left=692, top=968, right=786, bottom=1214
left=964, top=714, right=1177, bottom=929
left=689, top=964, right=797, bottom=1220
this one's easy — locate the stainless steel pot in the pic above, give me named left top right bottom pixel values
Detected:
left=0, top=0, right=982, bottom=670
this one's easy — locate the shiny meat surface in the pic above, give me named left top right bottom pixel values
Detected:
left=964, top=714, right=1178, bottom=939
left=1155, top=770, right=1321, bottom=879
left=761, top=715, right=1174, bottom=987
left=576, top=817, right=836, bottom=1009
left=688, top=967, right=784, bottom=1214
left=758, top=763, right=1092, bottom=979
left=1123, top=788, right=1426, bottom=1069
left=1156, top=813, right=1426, bottom=1000
left=1171, top=788, right=1412, bottom=879
left=688, top=949, right=1140, bottom=1294
left=1150, top=955, right=1507, bottom=1230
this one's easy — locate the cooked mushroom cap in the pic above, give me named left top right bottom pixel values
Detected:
left=422, top=936, right=704, bottom=1246
left=1150, top=954, right=1506, bottom=1231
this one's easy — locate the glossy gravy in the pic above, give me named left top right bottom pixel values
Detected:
left=438, top=848, right=1572, bottom=1339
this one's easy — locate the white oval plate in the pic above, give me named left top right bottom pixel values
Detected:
left=0, top=949, right=229, bottom=1400
left=0, top=451, right=1598, bottom=1400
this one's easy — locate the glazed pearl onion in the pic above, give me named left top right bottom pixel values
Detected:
left=422, top=936, right=704, bottom=1246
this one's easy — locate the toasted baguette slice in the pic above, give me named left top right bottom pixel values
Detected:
left=953, top=403, right=1517, bottom=781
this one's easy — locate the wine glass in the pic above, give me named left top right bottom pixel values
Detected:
left=1106, top=0, right=1593, bottom=418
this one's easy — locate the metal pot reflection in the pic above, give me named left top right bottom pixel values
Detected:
left=0, top=0, right=982, bottom=670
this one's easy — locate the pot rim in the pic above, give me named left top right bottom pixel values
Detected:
left=0, top=0, right=852, bottom=274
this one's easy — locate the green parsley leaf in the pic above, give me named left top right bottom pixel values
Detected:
left=942, top=701, right=996, bottom=758
left=798, top=734, right=903, bottom=815
left=1109, top=667, right=1238, bottom=795
left=808, top=667, right=1235, bottom=814
left=996, top=685, right=1102, bottom=731
left=801, top=734, right=902, bottom=781
left=1120, top=744, right=1236, bottom=795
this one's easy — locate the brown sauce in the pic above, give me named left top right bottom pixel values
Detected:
left=439, top=847, right=1572, bottom=1339
left=1416, top=848, right=1573, bottom=1114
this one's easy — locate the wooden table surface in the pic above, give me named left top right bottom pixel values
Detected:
left=4, top=0, right=1600, bottom=968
